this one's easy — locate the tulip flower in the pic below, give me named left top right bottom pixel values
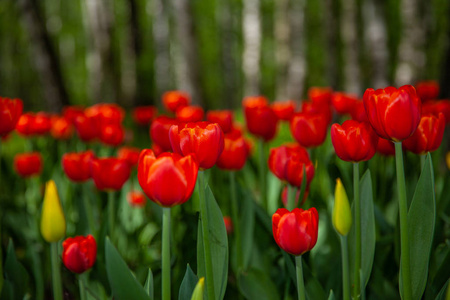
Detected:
left=62, top=106, right=85, bottom=125
left=349, top=100, right=369, bottom=122
left=308, top=86, right=333, bottom=106
left=422, top=99, right=450, bottom=124
left=332, top=92, right=358, bottom=115
left=176, top=105, right=204, bottom=122
left=62, top=150, right=95, bottom=182
left=127, top=191, right=147, bottom=207
left=415, top=80, right=439, bottom=102
left=216, top=131, right=249, bottom=171
left=50, top=116, right=73, bottom=140
left=62, top=235, right=97, bottom=274
left=206, top=110, right=233, bottom=133
left=14, top=152, right=43, bottom=177
left=242, top=96, right=279, bottom=141
left=0, top=97, right=23, bottom=136
left=271, top=100, right=296, bottom=121
left=85, top=103, right=125, bottom=126
left=331, top=120, right=378, bottom=162
left=138, top=149, right=198, bottom=207
left=16, top=112, right=52, bottom=136
left=163, top=90, right=190, bottom=113
left=41, top=180, right=66, bottom=242
left=150, top=116, right=179, bottom=152
left=403, top=113, right=445, bottom=155
left=169, top=122, right=224, bottom=170
left=74, top=113, right=100, bottom=142
left=99, top=124, right=125, bottom=146
left=117, top=146, right=141, bottom=168
left=301, top=101, right=332, bottom=125
left=290, top=112, right=329, bottom=148
left=132, top=105, right=157, bottom=126
left=91, top=158, right=131, bottom=191
left=363, top=85, right=421, bottom=142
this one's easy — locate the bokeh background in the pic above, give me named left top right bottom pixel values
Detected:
left=0, top=0, right=449, bottom=111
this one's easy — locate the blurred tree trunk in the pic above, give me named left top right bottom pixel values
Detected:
left=341, top=0, right=361, bottom=94
left=395, top=0, right=425, bottom=86
left=324, top=0, right=339, bottom=90
left=172, top=0, right=203, bottom=105
left=286, top=0, right=306, bottom=101
left=364, top=0, right=388, bottom=89
left=17, top=0, right=69, bottom=111
left=440, top=18, right=450, bottom=99
left=242, top=0, right=261, bottom=96
left=275, top=0, right=290, bottom=100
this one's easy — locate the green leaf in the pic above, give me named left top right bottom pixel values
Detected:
left=144, top=268, right=154, bottom=299
left=237, top=268, right=279, bottom=300
left=3, top=239, right=29, bottom=300
left=240, top=189, right=255, bottom=270
left=434, top=277, right=449, bottom=300
left=196, top=186, right=229, bottom=300
left=178, top=264, right=198, bottom=300
left=404, top=153, right=436, bottom=300
left=327, top=290, right=336, bottom=300
left=104, top=237, right=150, bottom=300
left=267, top=171, right=282, bottom=215
left=303, top=261, right=327, bottom=300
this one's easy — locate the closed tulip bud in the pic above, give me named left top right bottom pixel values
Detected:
left=14, top=152, right=43, bottom=178
left=242, top=96, right=279, bottom=141
left=190, top=277, right=205, bottom=300
left=62, top=150, right=95, bottom=182
left=85, top=103, right=125, bottom=126
left=301, top=101, right=332, bottom=125
left=41, top=180, right=66, bottom=242
left=176, top=105, right=204, bottom=122
left=290, top=112, right=329, bottom=148
left=91, top=158, right=131, bottom=191
left=333, top=179, right=352, bottom=236
left=216, top=131, right=249, bottom=171
left=363, top=85, right=421, bottom=142
left=74, top=113, right=100, bottom=142
left=163, top=91, right=190, bottom=113
left=308, top=87, right=333, bottom=106
left=99, top=124, right=125, bottom=146
left=272, top=207, right=319, bottom=256
left=403, top=113, right=445, bottom=155
left=62, top=235, right=97, bottom=274
left=0, top=97, right=23, bottom=136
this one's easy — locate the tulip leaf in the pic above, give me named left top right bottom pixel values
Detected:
left=267, top=171, right=282, bottom=215
left=434, top=278, right=449, bottom=300
left=240, top=188, right=255, bottom=270
left=237, top=268, right=279, bottom=300
left=401, top=153, right=436, bottom=300
left=327, top=290, right=336, bottom=300
left=196, top=186, right=229, bottom=300
left=144, top=268, right=154, bottom=299
left=178, top=264, right=198, bottom=300
left=2, top=239, right=29, bottom=300
left=104, top=237, right=150, bottom=300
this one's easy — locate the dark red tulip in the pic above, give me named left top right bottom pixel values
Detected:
left=308, top=87, right=333, bottom=106
left=132, top=106, right=157, bottom=126
left=150, top=116, right=179, bottom=152
left=91, top=158, right=131, bottom=191
left=117, top=146, right=141, bottom=167
left=422, top=100, right=450, bottom=124
left=332, top=92, right=358, bottom=115
left=216, top=131, right=249, bottom=171
left=99, top=124, right=124, bottom=146
left=243, top=96, right=278, bottom=141
left=415, top=80, right=439, bottom=102
left=62, top=235, right=97, bottom=274
left=85, top=103, right=125, bottom=126
left=0, top=97, right=23, bottom=137
left=272, top=207, right=319, bottom=256
left=271, top=100, right=296, bottom=121
left=51, top=116, right=73, bottom=140
left=62, top=106, right=85, bottom=125
left=169, top=122, right=224, bottom=169
left=206, top=110, right=233, bottom=133
left=403, top=113, right=445, bottom=155
left=163, top=91, right=190, bottom=113
left=363, top=85, right=421, bottom=142
left=290, top=112, right=329, bottom=148
left=268, top=143, right=315, bottom=187
left=138, top=149, right=198, bottom=207
left=127, top=191, right=147, bottom=207
left=176, top=105, right=204, bottom=122
left=74, top=113, right=100, bottom=142
left=14, top=152, right=43, bottom=178
left=376, top=137, right=395, bottom=156
left=62, top=150, right=95, bottom=182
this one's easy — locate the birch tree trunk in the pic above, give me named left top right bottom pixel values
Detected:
left=275, top=0, right=290, bottom=100
left=242, top=0, right=261, bottom=96
left=17, top=0, right=69, bottom=111
left=324, top=0, right=339, bottom=90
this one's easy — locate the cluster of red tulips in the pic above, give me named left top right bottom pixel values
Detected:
left=0, top=80, right=449, bottom=300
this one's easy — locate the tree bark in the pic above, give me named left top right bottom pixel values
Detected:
left=17, top=0, right=69, bottom=111
left=324, top=0, right=339, bottom=90
left=275, top=0, right=290, bottom=100
left=439, top=18, right=450, bottom=99
left=242, top=0, right=261, bottom=96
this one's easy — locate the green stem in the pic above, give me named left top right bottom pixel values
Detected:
left=295, top=255, right=306, bottom=300
left=198, top=170, right=216, bottom=300
left=229, top=171, right=242, bottom=269
left=340, top=235, right=350, bottom=300
left=258, top=138, right=267, bottom=211
left=162, top=207, right=171, bottom=300
left=51, top=242, right=63, bottom=300
left=287, top=184, right=297, bottom=211
left=353, top=162, right=361, bottom=299
left=79, top=273, right=88, bottom=300
left=83, top=185, right=96, bottom=237
left=394, top=142, right=412, bottom=300
left=108, top=192, right=115, bottom=243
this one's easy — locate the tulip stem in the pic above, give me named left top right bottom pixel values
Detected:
left=295, top=255, right=306, bottom=300
left=198, top=170, right=216, bottom=300
left=230, top=171, right=242, bottom=269
left=340, top=235, right=350, bottom=300
left=50, top=242, right=63, bottom=300
left=258, top=138, right=267, bottom=211
left=83, top=185, right=96, bottom=237
left=353, top=162, right=361, bottom=299
left=108, top=192, right=115, bottom=243
left=79, top=273, right=88, bottom=300
left=394, top=142, right=412, bottom=300
left=162, top=207, right=171, bottom=300
left=287, top=184, right=297, bottom=211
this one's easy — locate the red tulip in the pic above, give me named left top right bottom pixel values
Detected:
left=133, top=106, right=157, bottom=126
left=363, top=85, right=421, bottom=142
left=163, top=91, right=190, bottom=113
left=422, top=100, right=450, bottom=124
left=290, top=112, right=329, bottom=148
left=0, top=97, right=23, bottom=136
left=349, top=100, right=368, bottom=122
left=376, top=137, right=395, bottom=156
left=301, top=101, right=332, bottom=125
left=117, top=146, right=141, bottom=167
left=272, top=207, right=319, bottom=256
left=242, top=96, right=278, bottom=141
left=85, top=103, right=125, bottom=126
left=216, top=131, right=249, bottom=171
left=62, top=150, right=95, bottom=182
left=62, top=235, right=97, bottom=274
left=62, top=106, right=85, bottom=125
left=74, top=113, right=100, bottom=142
left=127, top=191, right=147, bottom=207
left=150, top=116, right=179, bottom=152
left=223, top=216, right=233, bottom=235
left=308, top=87, right=333, bottom=106
left=206, top=110, right=233, bottom=133
left=51, top=116, right=73, bottom=140
left=91, top=158, right=131, bottom=191
left=271, top=100, right=296, bottom=121
left=99, top=124, right=124, bottom=146
left=268, top=143, right=315, bottom=187
left=415, top=80, right=439, bottom=102
left=16, top=112, right=52, bottom=136
left=332, top=92, right=358, bottom=115
left=138, top=149, right=198, bottom=207
left=169, top=122, right=224, bottom=169
left=402, top=113, right=445, bottom=154
left=176, top=105, right=204, bottom=122
left=14, top=152, right=43, bottom=177
left=331, top=120, right=378, bottom=162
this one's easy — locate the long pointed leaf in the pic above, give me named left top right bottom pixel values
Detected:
left=178, top=264, right=198, bottom=300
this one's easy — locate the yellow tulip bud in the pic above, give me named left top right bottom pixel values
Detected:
left=333, top=178, right=352, bottom=236
left=190, top=277, right=205, bottom=300
left=446, top=151, right=450, bottom=170
left=40, top=180, right=66, bottom=242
